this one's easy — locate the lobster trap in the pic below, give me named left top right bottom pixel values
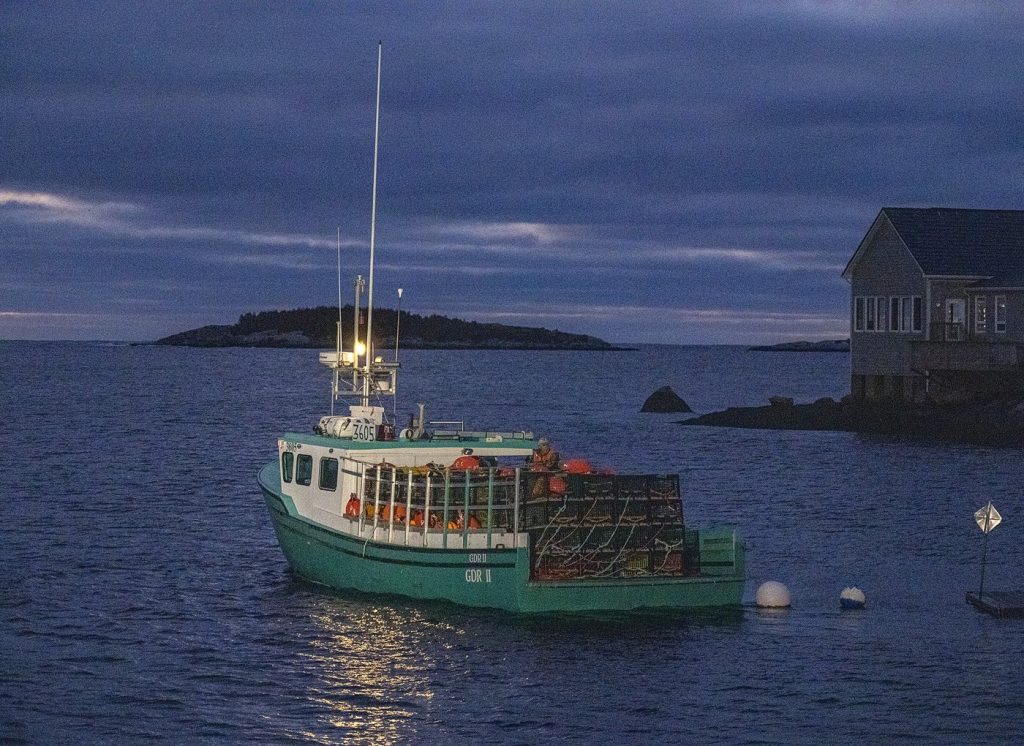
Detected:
left=522, top=473, right=701, bottom=581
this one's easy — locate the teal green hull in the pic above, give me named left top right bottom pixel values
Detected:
left=259, top=463, right=745, bottom=613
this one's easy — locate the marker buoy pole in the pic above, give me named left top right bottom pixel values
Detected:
left=974, top=501, right=1002, bottom=600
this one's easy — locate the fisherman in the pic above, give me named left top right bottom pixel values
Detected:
left=530, top=437, right=559, bottom=498
left=532, top=438, right=559, bottom=471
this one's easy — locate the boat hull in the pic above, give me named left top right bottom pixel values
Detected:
left=259, top=464, right=745, bottom=613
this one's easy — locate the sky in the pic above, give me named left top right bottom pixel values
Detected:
left=3, top=2, right=1023, bottom=344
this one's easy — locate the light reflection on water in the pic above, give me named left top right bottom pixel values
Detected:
left=300, top=603, right=443, bottom=744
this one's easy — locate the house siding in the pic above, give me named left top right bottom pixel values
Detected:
left=849, top=219, right=927, bottom=378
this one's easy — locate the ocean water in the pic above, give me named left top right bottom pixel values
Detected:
left=4, top=341, right=1024, bottom=744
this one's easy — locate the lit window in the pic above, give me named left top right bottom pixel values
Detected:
left=975, top=296, right=988, bottom=334
left=996, top=296, right=1007, bottom=333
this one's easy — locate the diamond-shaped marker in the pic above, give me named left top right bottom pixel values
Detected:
left=975, top=501, right=1002, bottom=534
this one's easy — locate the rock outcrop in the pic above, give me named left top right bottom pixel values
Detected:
left=680, top=396, right=1024, bottom=444
left=641, top=386, right=692, bottom=413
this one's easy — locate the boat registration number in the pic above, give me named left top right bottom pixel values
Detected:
left=352, top=422, right=376, bottom=441
left=465, top=568, right=492, bottom=583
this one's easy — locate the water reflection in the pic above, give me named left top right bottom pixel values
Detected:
left=299, top=597, right=459, bottom=744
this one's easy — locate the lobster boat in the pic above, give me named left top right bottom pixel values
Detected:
left=259, top=411, right=745, bottom=612
left=256, top=45, right=745, bottom=612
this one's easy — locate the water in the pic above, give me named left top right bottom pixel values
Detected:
left=3, top=341, right=1024, bottom=743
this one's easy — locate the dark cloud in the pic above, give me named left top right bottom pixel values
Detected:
left=2, top=2, right=1022, bottom=342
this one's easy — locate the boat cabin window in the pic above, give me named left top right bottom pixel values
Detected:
left=296, top=454, right=313, bottom=486
left=319, top=457, right=339, bottom=490
left=281, top=452, right=294, bottom=483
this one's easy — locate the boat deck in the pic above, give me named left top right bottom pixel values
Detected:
left=966, top=591, right=1024, bottom=618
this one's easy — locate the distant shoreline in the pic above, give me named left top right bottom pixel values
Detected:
left=747, top=339, right=849, bottom=352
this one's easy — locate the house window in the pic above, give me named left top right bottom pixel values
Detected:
left=900, top=298, right=912, bottom=332
left=876, top=296, right=924, bottom=333
left=296, top=454, right=313, bottom=486
left=281, top=451, right=294, bottom=483
left=975, top=296, right=988, bottom=334
left=319, top=457, right=339, bottom=490
left=995, top=296, right=1007, bottom=333
left=855, top=295, right=909, bottom=333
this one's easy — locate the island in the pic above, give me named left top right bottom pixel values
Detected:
left=155, top=306, right=632, bottom=351
left=748, top=339, right=849, bottom=352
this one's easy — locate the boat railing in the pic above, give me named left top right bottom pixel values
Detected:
left=339, top=456, right=526, bottom=549
left=335, top=456, right=706, bottom=580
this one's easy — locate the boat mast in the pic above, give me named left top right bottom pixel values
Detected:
left=332, top=227, right=343, bottom=415
left=363, top=41, right=382, bottom=407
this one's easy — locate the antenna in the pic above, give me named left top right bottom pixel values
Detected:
left=395, top=288, right=403, bottom=362
left=342, top=224, right=350, bottom=349
left=363, top=41, right=382, bottom=404
left=332, top=227, right=343, bottom=415
left=394, top=287, right=403, bottom=422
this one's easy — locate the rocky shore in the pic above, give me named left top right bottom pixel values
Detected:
left=681, top=396, right=1024, bottom=444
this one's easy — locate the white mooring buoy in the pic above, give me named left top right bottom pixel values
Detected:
left=839, top=586, right=866, bottom=610
left=755, top=580, right=792, bottom=608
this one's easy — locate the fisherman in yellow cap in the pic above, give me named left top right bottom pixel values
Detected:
left=530, top=437, right=559, bottom=497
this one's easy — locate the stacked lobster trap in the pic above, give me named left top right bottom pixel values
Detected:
left=522, top=473, right=701, bottom=581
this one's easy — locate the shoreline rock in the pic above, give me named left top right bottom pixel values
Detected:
left=641, top=386, right=692, bottom=413
left=681, top=397, right=1024, bottom=444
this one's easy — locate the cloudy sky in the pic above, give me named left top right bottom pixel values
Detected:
left=3, top=2, right=1022, bottom=344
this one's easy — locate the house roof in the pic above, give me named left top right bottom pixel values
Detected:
left=879, top=207, right=1024, bottom=282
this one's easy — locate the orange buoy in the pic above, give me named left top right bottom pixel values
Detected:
left=549, top=476, right=567, bottom=495
left=344, top=494, right=361, bottom=518
left=563, top=459, right=591, bottom=474
left=379, top=504, right=407, bottom=523
left=452, top=455, right=481, bottom=470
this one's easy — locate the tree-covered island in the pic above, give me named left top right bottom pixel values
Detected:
left=155, top=306, right=630, bottom=350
